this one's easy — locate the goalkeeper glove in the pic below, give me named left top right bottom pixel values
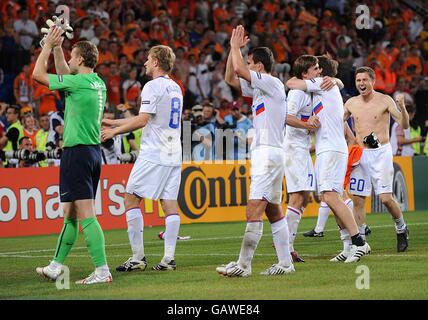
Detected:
left=40, top=16, right=74, bottom=48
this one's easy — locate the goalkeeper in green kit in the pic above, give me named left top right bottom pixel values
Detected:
left=33, top=24, right=112, bottom=284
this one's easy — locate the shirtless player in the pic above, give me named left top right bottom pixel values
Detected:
left=344, top=66, right=410, bottom=252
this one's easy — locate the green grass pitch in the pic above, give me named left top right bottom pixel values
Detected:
left=1, top=211, right=427, bottom=300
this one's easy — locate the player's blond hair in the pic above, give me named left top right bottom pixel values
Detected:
left=72, top=41, right=99, bottom=69
left=149, top=45, right=176, bottom=73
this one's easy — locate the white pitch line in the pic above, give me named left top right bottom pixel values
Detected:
left=0, top=222, right=427, bottom=256
left=0, top=253, right=426, bottom=259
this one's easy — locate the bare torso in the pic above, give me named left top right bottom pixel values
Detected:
left=346, top=91, right=392, bottom=147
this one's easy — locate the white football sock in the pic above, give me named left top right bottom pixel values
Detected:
left=95, top=264, right=110, bottom=277
left=315, top=202, right=330, bottom=233
left=394, top=216, right=406, bottom=233
left=126, top=207, right=145, bottom=261
left=271, top=218, right=292, bottom=267
left=49, top=260, right=63, bottom=271
left=339, top=228, right=351, bottom=252
left=286, top=206, right=302, bottom=252
left=238, top=221, right=263, bottom=269
left=164, top=214, right=180, bottom=262
left=359, top=224, right=367, bottom=240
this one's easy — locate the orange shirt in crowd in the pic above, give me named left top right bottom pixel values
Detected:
left=107, top=75, right=122, bottom=106
left=167, top=0, right=180, bottom=18
left=404, top=55, right=423, bottom=74
left=171, top=75, right=185, bottom=97
left=33, top=85, right=60, bottom=115
left=98, top=51, right=117, bottom=64
left=122, top=40, right=141, bottom=61
left=124, top=82, right=142, bottom=104
left=213, top=6, right=229, bottom=31
left=373, top=67, right=386, bottom=92
left=14, top=71, right=33, bottom=103
left=383, top=69, right=397, bottom=94
left=272, top=41, right=287, bottom=63
left=263, top=2, right=279, bottom=14
left=24, top=129, right=38, bottom=147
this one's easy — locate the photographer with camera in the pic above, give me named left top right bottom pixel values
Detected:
left=17, top=136, right=38, bottom=168
left=1, top=105, right=24, bottom=167
left=35, top=114, right=50, bottom=167
left=118, top=105, right=141, bottom=163
left=101, top=107, right=122, bottom=164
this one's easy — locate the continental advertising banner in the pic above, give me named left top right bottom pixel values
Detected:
left=0, top=157, right=415, bottom=237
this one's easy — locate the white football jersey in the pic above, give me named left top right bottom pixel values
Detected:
left=305, top=77, right=348, bottom=155
left=284, top=89, right=312, bottom=150
left=139, top=76, right=183, bottom=166
left=239, top=70, right=287, bottom=150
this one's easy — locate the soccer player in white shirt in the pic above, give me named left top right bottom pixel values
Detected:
left=216, top=25, right=293, bottom=276
left=345, top=67, right=410, bottom=252
left=282, top=55, right=322, bottom=263
left=101, top=45, right=183, bottom=271
left=287, top=55, right=371, bottom=263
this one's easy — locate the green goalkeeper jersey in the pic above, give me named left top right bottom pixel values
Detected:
left=49, top=73, right=106, bottom=147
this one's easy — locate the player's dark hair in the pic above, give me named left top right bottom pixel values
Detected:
left=356, top=66, right=375, bottom=80
left=72, top=41, right=99, bottom=69
left=293, top=55, right=318, bottom=79
left=316, top=55, right=338, bottom=77
left=249, top=47, right=275, bottom=73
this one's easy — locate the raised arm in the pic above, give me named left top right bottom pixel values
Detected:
left=230, top=25, right=250, bottom=82
left=388, top=94, right=409, bottom=130
left=225, top=50, right=241, bottom=91
left=53, top=38, right=71, bottom=75
left=32, top=27, right=63, bottom=86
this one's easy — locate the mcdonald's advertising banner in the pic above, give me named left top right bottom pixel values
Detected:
left=0, top=157, right=415, bottom=238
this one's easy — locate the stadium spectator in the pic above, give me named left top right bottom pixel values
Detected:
left=122, top=67, right=142, bottom=109
left=391, top=105, right=424, bottom=156
left=17, top=136, right=35, bottom=168
left=35, top=113, right=50, bottom=167
left=22, top=113, right=38, bottom=147
left=1, top=0, right=427, bottom=165
left=33, top=82, right=60, bottom=115
left=106, top=63, right=121, bottom=108
left=13, top=64, right=33, bottom=106
left=13, top=8, right=38, bottom=51
left=4, top=104, right=23, bottom=152
left=414, top=77, right=428, bottom=137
